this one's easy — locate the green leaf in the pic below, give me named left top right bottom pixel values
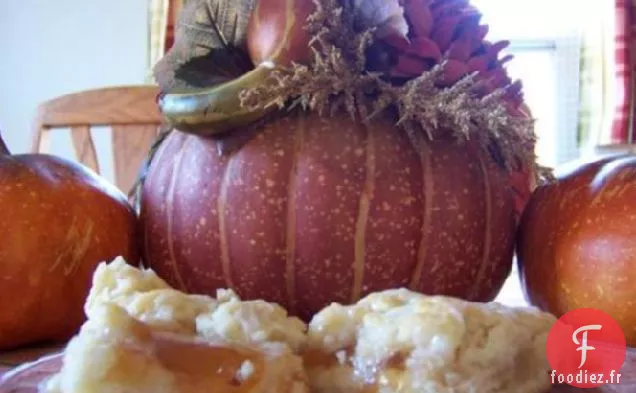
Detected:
left=153, top=0, right=257, bottom=91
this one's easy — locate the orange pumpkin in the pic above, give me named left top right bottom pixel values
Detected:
left=0, top=134, right=139, bottom=350
left=517, top=154, right=636, bottom=346
left=140, top=111, right=518, bottom=320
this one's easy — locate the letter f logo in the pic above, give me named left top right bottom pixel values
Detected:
left=573, top=324, right=602, bottom=369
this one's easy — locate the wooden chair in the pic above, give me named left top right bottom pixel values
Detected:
left=31, top=85, right=164, bottom=196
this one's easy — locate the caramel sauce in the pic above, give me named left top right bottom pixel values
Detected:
left=152, top=333, right=266, bottom=393
left=301, top=347, right=407, bottom=393
left=301, top=348, right=341, bottom=368
left=106, top=319, right=268, bottom=393
left=385, top=353, right=407, bottom=370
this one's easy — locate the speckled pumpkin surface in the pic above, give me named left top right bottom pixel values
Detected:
left=139, top=0, right=539, bottom=321
left=140, top=111, right=516, bottom=320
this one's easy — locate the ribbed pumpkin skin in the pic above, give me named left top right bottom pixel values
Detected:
left=140, top=111, right=516, bottom=320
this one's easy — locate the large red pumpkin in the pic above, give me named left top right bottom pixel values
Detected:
left=141, top=0, right=537, bottom=320
left=140, top=111, right=518, bottom=320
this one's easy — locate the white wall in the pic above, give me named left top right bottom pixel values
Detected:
left=0, top=0, right=150, bottom=183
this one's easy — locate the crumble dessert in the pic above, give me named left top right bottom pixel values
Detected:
left=40, top=258, right=558, bottom=393
left=303, top=288, right=557, bottom=393
left=42, top=257, right=309, bottom=393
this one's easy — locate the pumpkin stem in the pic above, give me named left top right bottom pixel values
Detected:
left=0, top=132, right=10, bottom=156
left=158, top=63, right=277, bottom=135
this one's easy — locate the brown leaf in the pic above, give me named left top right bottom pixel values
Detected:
left=153, top=0, right=257, bottom=91
left=351, top=0, right=409, bottom=39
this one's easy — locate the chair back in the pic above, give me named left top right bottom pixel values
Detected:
left=31, top=86, right=163, bottom=196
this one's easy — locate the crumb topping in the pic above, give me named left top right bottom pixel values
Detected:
left=85, top=258, right=307, bottom=351
left=305, top=288, right=557, bottom=393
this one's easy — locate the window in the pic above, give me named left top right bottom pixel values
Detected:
left=472, top=0, right=585, bottom=168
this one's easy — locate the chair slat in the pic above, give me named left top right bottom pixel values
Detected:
left=30, top=128, right=48, bottom=154
left=31, top=85, right=164, bottom=194
left=70, top=126, right=100, bottom=174
left=30, top=116, right=51, bottom=154
left=111, top=124, right=160, bottom=195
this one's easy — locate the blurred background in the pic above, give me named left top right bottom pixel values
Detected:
left=0, top=0, right=149, bottom=183
left=2, top=0, right=634, bottom=178
left=474, top=0, right=635, bottom=166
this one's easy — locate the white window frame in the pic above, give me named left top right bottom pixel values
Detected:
left=506, top=36, right=583, bottom=167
